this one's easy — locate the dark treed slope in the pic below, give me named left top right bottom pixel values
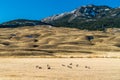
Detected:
left=0, top=19, right=50, bottom=28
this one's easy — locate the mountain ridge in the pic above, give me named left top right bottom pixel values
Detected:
left=42, top=5, right=120, bottom=30
left=1, top=5, right=120, bottom=30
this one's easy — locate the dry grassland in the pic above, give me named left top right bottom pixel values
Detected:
left=0, top=58, right=120, bottom=80
left=0, top=26, right=120, bottom=58
left=0, top=26, right=120, bottom=80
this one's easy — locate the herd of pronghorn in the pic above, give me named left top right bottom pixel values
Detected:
left=36, top=63, right=91, bottom=70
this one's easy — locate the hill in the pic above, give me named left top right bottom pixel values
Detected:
left=0, top=19, right=49, bottom=28
left=0, top=26, right=120, bottom=58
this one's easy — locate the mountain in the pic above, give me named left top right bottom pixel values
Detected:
left=1, top=5, right=120, bottom=30
left=0, top=19, right=49, bottom=28
left=42, top=5, right=120, bottom=30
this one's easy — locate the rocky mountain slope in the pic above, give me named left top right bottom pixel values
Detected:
left=42, top=5, right=120, bottom=30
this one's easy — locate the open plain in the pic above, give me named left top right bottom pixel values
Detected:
left=0, top=58, right=120, bottom=80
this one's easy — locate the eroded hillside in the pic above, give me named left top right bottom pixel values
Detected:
left=0, top=26, right=120, bottom=58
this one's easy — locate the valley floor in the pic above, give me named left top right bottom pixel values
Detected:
left=0, top=58, right=119, bottom=80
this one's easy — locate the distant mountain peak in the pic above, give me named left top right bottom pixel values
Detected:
left=42, top=5, right=113, bottom=23
left=41, top=5, right=120, bottom=30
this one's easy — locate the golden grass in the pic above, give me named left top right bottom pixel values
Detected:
left=0, top=58, right=120, bottom=80
left=0, top=26, right=120, bottom=58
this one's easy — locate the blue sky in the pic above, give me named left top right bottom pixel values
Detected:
left=0, top=0, right=120, bottom=23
